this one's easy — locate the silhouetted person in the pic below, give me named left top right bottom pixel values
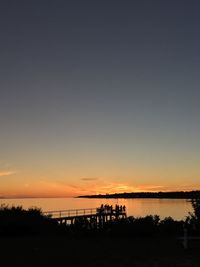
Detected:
left=110, top=205, right=113, bottom=213
left=115, top=205, right=119, bottom=214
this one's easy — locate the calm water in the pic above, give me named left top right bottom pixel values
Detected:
left=0, top=198, right=192, bottom=220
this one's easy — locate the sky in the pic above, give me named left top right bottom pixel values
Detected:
left=0, top=0, right=200, bottom=198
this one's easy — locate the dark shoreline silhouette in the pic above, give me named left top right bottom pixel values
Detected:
left=0, top=201, right=199, bottom=237
left=0, top=204, right=184, bottom=237
left=78, top=190, right=200, bottom=199
left=0, top=199, right=200, bottom=252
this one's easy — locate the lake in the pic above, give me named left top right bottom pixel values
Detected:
left=0, top=198, right=192, bottom=220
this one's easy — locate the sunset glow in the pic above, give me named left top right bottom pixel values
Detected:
left=0, top=171, right=199, bottom=198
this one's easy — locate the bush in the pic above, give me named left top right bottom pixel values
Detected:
left=159, top=217, right=183, bottom=235
left=102, top=215, right=184, bottom=237
left=0, top=204, right=58, bottom=235
left=186, top=197, right=200, bottom=233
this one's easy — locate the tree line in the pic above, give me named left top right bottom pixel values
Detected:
left=78, top=190, right=200, bottom=199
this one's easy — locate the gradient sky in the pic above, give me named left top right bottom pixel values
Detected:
left=1, top=1, right=200, bottom=197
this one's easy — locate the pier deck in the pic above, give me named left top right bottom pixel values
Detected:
left=44, top=206, right=127, bottom=227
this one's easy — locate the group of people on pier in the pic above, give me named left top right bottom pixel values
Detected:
left=97, top=204, right=126, bottom=214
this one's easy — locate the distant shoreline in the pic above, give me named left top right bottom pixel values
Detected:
left=77, top=190, right=200, bottom=199
left=1, top=190, right=200, bottom=200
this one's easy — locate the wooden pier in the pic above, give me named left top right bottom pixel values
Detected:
left=44, top=205, right=127, bottom=228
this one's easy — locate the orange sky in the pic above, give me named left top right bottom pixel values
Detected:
left=0, top=169, right=199, bottom=198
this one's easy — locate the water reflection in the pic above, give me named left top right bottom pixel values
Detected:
left=0, top=198, right=192, bottom=220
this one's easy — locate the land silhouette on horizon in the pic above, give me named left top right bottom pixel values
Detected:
left=78, top=190, right=200, bottom=199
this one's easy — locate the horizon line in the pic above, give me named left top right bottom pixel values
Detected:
left=1, top=189, right=200, bottom=199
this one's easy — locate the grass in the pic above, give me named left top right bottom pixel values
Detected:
left=0, top=234, right=200, bottom=267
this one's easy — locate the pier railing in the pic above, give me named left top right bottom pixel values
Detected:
left=43, top=208, right=97, bottom=219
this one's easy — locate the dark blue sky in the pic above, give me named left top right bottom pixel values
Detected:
left=0, top=1, right=200, bottom=196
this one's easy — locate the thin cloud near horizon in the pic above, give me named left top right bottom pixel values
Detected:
left=81, top=177, right=99, bottom=181
left=0, top=171, right=16, bottom=177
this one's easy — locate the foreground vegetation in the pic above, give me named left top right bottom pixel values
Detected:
left=0, top=199, right=200, bottom=237
left=0, top=204, right=58, bottom=235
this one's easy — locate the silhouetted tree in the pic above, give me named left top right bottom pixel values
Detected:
left=186, top=197, right=200, bottom=232
left=191, top=198, right=200, bottom=220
